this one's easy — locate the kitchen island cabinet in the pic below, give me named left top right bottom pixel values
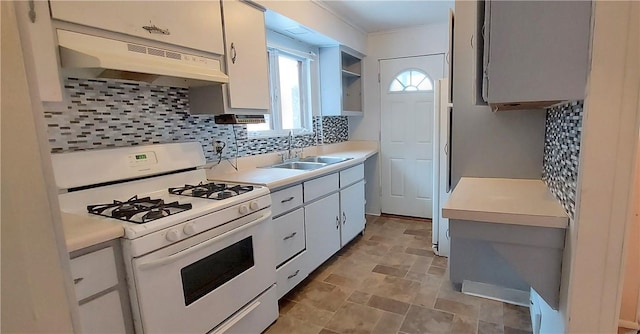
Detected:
left=443, top=177, right=568, bottom=309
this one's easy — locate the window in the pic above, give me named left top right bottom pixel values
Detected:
left=247, top=48, right=312, bottom=134
left=389, top=69, right=433, bottom=92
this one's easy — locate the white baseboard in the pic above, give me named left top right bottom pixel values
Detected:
left=461, top=280, right=529, bottom=307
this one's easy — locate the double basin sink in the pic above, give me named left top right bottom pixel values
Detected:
left=262, top=156, right=352, bottom=171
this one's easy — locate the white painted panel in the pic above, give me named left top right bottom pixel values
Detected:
left=415, top=101, right=434, bottom=143
left=390, top=101, right=406, bottom=142
left=390, top=158, right=405, bottom=197
left=416, top=159, right=433, bottom=199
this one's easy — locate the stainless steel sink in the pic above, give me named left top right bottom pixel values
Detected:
left=299, top=156, right=352, bottom=164
left=268, top=161, right=327, bottom=170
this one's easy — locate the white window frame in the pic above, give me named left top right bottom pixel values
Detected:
left=248, top=47, right=314, bottom=137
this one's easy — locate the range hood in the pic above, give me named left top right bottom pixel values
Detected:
left=56, top=30, right=229, bottom=88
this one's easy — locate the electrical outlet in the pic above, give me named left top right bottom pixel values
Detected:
left=213, top=140, right=226, bottom=155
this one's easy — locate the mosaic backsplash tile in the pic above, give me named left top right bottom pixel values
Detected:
left=542, top=100, right=583, bottom=219
left=320, top=116, right=349, bottom=144
left=44, top=78, right=347, bottom=161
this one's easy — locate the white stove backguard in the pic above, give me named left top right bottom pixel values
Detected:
left=51, top=141, right=205, bottom=190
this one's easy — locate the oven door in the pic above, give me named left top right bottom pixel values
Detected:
left=131, top=210, right=276, bottom=334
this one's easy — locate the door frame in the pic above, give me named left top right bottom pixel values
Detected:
left=378, top=53, right=446, bottom=219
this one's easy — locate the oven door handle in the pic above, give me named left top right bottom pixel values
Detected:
left=138, top=213, right=270, bottom=270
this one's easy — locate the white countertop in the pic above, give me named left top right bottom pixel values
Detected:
left=442, top=177, right=569, bottom=229
left=205, top=141, right=379, bottom=190
left=62, top=212, right=124, bottom=252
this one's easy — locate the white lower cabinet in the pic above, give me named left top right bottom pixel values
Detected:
left=305, top=193, right=341, bottom=272
left=272, top=163, right=366, bottom=299
left=276, top=251, right=309, bottom=299
left=78, top=290, right=126, bottom=334
left=70, top=243, right=132, bottom=333
left=340, top=181, right=366, bottom=245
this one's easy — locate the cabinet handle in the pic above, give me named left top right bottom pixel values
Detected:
left=336, top=216, right=339, bottom=229
left=281, top=196, right=295, bottom=203
left=444, top=143, right=448, bottom=155
left=230, top=43, right=237, bottom=64
left=470, top=35, right=474, bottom=49
left=142, top=23, right=170, bottom=35
left=287, top=270, right=300, bottom=279
left=73, top=277, right=84, bottom=285
left=283, top=232, right=297, bottom=240
left=342, top=212, right=347, bottom=225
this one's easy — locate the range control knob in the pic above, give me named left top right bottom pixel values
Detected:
left=249, top=201, right=259, bottom=211
left=166, top=229, right=180, bottom=242
left=183, top=223, right=197, bottom=235
left=239, top=205, right=249, bottom=215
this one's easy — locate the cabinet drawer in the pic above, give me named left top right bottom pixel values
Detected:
left=78, top=290, right=126, bottom=334
left=276, top=251, right=309, bottom=299
left=271, top=185, right=303, bottom=217
left=70, top=247, right=118, bottom=301
left=273, top=208, right=305, bottom=265
left=340, top=164, right=364, bottom=188
left=304, top=173, right=339, bottom=203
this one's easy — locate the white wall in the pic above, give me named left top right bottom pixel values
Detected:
left=2, top=2, right=78, bottom=332
left=254, top=0, right=367, bottom=54
left=350, top=23, right=449, bottom=215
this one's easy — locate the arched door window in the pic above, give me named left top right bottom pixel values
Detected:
left=388, top=69, right=433, bottom=92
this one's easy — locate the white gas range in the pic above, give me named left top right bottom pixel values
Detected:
left=52, top=142, right=278, bottom=334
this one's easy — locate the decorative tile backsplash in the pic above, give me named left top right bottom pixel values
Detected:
left=44, top=78, right=346, bottom=161
left=320, top=116, right=349, bottom=144
left=542, top=101, right=584, bottom=219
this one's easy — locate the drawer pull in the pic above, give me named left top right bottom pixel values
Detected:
left=73, top=277, right=84, bottom=285
left=283, top=232, right=297, bottom=241
left=336, top=216, right=339, bottom=229
left=281, top=196, right=295, bottom=203
left=287, top=270, right=300, bottom=279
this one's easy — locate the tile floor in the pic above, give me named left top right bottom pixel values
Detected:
left=265, top=215, right=533, bottom=334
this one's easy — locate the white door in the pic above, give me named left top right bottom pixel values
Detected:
left=380, top=55, right=444, bottom=218
left=304, top=193, right=341, bottom=272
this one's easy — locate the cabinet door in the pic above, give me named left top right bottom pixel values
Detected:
left=304, top=193, right=340, bottom=272
left=49, top=1, right=224, bottom=54
left=221, top=0, right=270, bottom=110
left=484, top=1, right=591, bottom=103
left=340, top=181, right=365, bottom=246
left=79, top=290, right=127, bottom=334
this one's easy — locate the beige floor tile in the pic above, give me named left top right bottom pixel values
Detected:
left=366, top=294, right=411, bottom=315
left=504, top=326, right=534, bottom=334
left=287, top=301, right=335, bottom=327
left=265, top=314, right=323, bottom=334
left=372, top=311, right=404, bottom=334
left=372, top=264, right=408, bottom=278
left=278, top=298, right=297, bottom=315
left=503, top=304, right=533, bottom=331
left=358, top=274, right=421, bottom=304
left=412, top=284, right=439, bottom=308
left=348, top=290, right=372, bottom=304
left=431, top=255, right=448, bottom=268
left=428, top=264, right=447, bottom=277
left=479, top=299, right=504, bottom=325
left=293, top=280, right=352, bottom=312
left=399, top=304, right=454, bottom=334
left=324, top=302, right=383, bottom=334
left=450, top=315, right=478, bottom=334
left=434, top=297, right=480, bottom=319
left=318, top=329, right=341, bottom=334
left=478, top=320, right=504, bottom=334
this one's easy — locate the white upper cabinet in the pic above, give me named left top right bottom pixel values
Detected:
left=481, top=0, right=592, bottom=111
left=221, top=0, right=270, bottom=111
left=49, top=1, right=225, bottom=55
left=320, top=46, right=364, bottom=116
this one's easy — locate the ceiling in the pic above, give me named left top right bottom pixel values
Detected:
left=317, top=0, right=454, bottom=33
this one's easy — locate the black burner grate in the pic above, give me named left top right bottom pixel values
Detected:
left=169, top=182, right=254, bottom=200
left=87, top=195, right=192, bottom=224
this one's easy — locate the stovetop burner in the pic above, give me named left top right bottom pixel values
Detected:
left=169, top=182, right=254, bottom=200
left=87, top=195, right=192, bottom=224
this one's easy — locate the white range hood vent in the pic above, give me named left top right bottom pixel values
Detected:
left=56, top=30, right=229, bottom=88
